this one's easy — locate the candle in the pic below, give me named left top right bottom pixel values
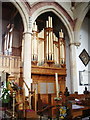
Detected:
left=35, top=88, right=37, bottom=111
left=55, top=73, right=59, bottom=97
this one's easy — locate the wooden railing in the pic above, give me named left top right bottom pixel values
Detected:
left=0, top=54, right=21, bottom=76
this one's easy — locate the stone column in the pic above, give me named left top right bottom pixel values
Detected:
left=23, top=17, right=32, bottom=97
left=23, top=31, right=32, bottom=96
left=69, top=43, right=78, bottom=93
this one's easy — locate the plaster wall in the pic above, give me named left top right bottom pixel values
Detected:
left=76, top=17, right=90, bottom=94
left=58, top=2, right=73, bottom=19
left=29, top=2, right=73, bottom=20
left=66, top=36, right=71, bottom=93
left=0, top=2, right=2, bottom=54
left=13, top=30, right=21, bottom=48
left=74, top=3, right=88, bottom=20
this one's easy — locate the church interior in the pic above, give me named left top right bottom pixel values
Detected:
left=0, top=1, right=90, bottom=120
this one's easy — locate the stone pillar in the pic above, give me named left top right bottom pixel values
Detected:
left=0, top=2, right=2, bottom=55
left=69, top=43, right=78, bottom=93
left=23, top=31, right=32, bottom=96
left=23, top=16, right=32, bottom=97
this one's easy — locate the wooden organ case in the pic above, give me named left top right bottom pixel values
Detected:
left=31, top=16, right=66, bottom=103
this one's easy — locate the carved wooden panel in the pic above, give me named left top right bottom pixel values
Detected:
left=47, top=83, right=55, bottom=94
left=39, top=83, right=47, bottom=94
left=31, top=63, right=66, bottom=105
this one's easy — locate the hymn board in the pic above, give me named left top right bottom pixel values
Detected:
left=31, top=16, right=66, bottom=97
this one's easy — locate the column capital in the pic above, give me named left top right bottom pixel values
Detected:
left=69, top=42, right=81, bottom=48
left=23, top=31, right=32, bottom=35
left=23, top=16, right=33, bottom=35
left=26, top=16, right=33, bottom=32
left=28, top=16, right=32, bottom=29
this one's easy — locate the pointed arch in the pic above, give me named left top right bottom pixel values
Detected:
left=30, top=2, right=74, bottom=43
left=9, top=1, right=30, bottom=32
left=74, top=3, right=89, bottom=43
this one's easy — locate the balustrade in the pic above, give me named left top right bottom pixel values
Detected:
left=0, top=55, right=21, bottom=75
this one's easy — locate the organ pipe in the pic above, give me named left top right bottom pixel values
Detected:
left=32, top=18, right=65, bottom=66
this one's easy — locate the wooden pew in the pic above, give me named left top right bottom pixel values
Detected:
left=32, top=93, right=90, bottom=119
left=52, top=93, right=90, bottom=119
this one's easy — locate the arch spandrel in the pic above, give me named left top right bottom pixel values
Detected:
left=74, top=2, right=89, bottom=43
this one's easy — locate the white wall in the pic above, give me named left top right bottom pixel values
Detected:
left=76, top=17, right=90, bottom=94
left=13, top=30, right=20, bottom=48
left=59, top=2, right=73, bottom=20
left=66, top=36, right=71, bottom=93
left=0, top=2, right=2, bottom=54
left=88, top=18, right=90, bottom=90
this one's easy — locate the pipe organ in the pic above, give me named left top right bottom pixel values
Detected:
left=32, top=22, right=38, bottom=61
left=3, top=24, right=21, bottom=56
left=3, top=24, right=14, bottom=55
left=31, top=16, right=66, bottom=100
left=31, top=16, right=66, bottom=67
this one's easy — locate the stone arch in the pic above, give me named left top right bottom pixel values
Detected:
left=9, top=1, right=29, bottom=32
left=30, top=2, right=75, bottom=93
left=30, top=2, right=74, bottom=43
left=74, top=3, right=89, bottom=42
